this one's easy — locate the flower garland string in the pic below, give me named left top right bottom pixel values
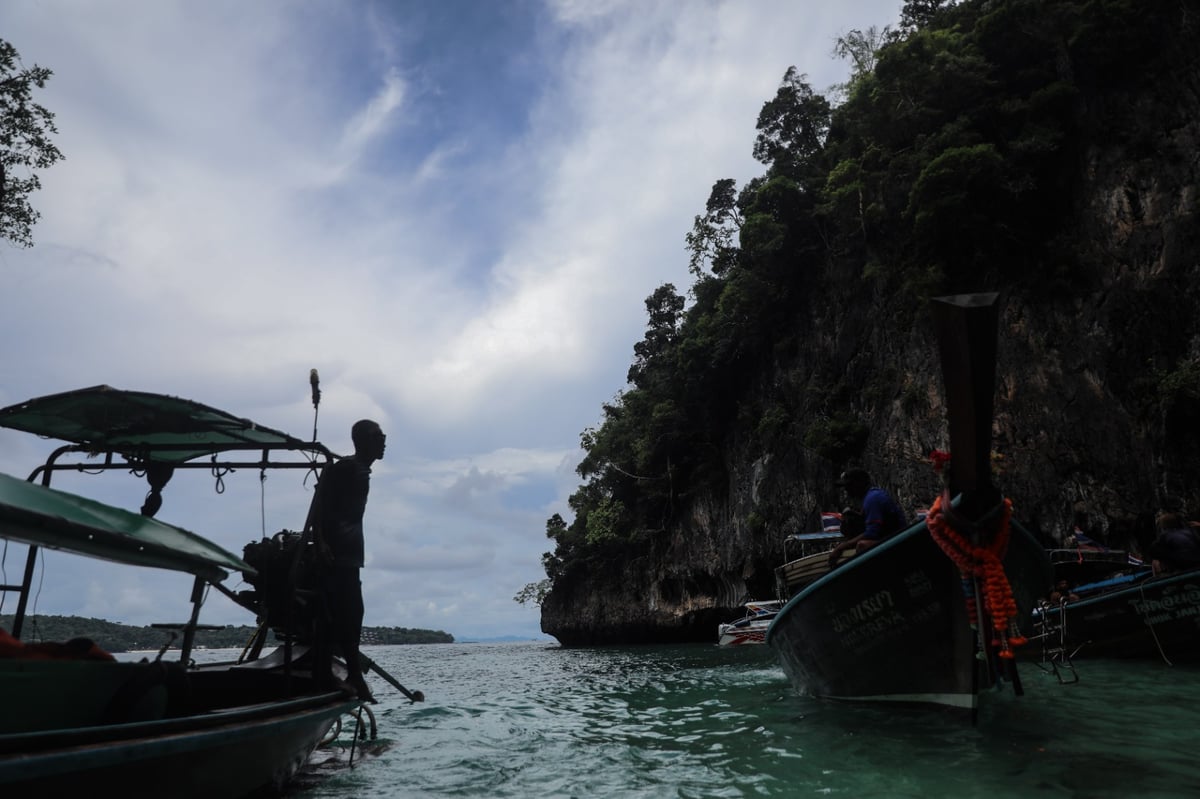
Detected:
left=926, top=493, right=1028, bottom=659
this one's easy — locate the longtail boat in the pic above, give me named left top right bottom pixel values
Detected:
left=766, top=294, right=1050, bottom=716
left=0, top=384, right=395, bottom=797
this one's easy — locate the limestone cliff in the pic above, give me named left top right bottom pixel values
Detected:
left=541, top=1, right=1200, bottom=646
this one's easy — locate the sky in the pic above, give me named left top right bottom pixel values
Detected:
left=0, top=0, right=900, bottom=642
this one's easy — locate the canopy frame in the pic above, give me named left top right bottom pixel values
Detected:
left=0, top=385, right=337, bottom=661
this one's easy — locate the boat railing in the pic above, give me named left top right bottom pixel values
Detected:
left=28, top=441, right=336, bottom=487
left=774, top=532, right=855, bottom=598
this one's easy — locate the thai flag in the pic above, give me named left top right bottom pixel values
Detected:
left=821, top=512, right=842, bottom=533
left=1128, top=553, right=1144, bottom=567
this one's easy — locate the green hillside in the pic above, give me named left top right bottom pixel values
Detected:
left=1, top=614, right=453, bottom=653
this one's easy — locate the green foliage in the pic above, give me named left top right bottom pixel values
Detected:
left=753, top=67, right=830, bottom=184
left=803, top=414, right=871, bottom=464
left=513, top=579, right=552, bottom=607
left=686, top=179, right=742, bottom=278
left=545, top=513, right=568, bottom=542
left=0, top=38, right=64, bottom=248
left=585, top=496, right=627, bottom=545
left=756, top=403, right=790, bottom=445
left=906, top=143, right=1009, bottom=285
left=628, top=284, right=684, bottom=387
left=1158, top=359, right=1200, bottom=404
left=832, top=26, right=891, bottom=87
left=366, top=626, right=455, bottom=645
left=900, top=0, right=956, bottom=33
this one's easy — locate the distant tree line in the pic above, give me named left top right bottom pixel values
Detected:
left=2, top=614, right=453, bottom=653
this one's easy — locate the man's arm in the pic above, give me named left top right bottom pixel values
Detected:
left=860, top=491, right=888, bottom=540
left=306, top=462, right=345, bottom=563
left=828, top=534, right=865, bottom=568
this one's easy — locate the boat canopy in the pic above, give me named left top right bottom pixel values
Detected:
left=0, top=471, right=251, bottom=581
left=0, top=385, right=325, bottom=464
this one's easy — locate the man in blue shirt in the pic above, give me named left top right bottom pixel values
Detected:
left=827, top=468, right=907, bottom=568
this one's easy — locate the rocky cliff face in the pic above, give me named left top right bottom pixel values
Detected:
left=541, top=8, right=1200, bottom=646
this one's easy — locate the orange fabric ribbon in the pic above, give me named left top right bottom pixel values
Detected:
left=926, top=494, right=1027, bottom=659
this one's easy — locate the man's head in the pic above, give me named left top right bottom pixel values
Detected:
left=351, top=419, right=386, bottom=462
left=836, top=468, right=871, bottom=499
left=1156, top=511, right=1184, bottom=532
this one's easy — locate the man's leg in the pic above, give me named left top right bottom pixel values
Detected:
left=333, top=569, right=374, bottom=702
left=310, top=587, right=335, bottom=689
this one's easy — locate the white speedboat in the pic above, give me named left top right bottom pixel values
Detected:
left=717, top=600, right=784, bottom=646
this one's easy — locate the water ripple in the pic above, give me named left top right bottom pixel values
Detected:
left=291, top=643, right=1200, bottom=798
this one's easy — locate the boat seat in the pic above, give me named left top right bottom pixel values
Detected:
left=0, top=659, right=183, bottom=734
left=776, top=549, right=856, bottom=594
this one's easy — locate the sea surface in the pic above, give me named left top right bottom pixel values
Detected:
left=197, top=641, right=1200, bottom=798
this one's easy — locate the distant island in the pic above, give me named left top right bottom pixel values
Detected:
left=1, top=614, right=453, bottom=653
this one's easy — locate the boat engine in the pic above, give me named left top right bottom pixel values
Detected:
left=239, top=530, right=320, bottom=642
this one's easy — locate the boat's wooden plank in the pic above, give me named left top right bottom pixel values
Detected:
left=776, top=549, right=855, bottom=593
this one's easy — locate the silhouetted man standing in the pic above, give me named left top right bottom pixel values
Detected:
left=310, top=419, right=385, bottom=702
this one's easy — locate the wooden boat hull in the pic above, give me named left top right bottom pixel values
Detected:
left=766, top=519, right=1049, bottom=711
left=0, top=657, right=360, bottom=798
left=0, top=689, right=357, bottom=798
left=1034, top=568, right=1200, bottom=661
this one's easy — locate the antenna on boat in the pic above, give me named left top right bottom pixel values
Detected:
left=309, top=368, right=321, bottom=443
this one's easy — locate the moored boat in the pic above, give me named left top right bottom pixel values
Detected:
left=1031, top=564, right=1200, bottom=662
left=768, top=510, right=1048, bottom=711
left=1046, top=539, right=1139, bottom=590
left=774, top=530, right=856, bottom=597
left=0, top=384, right=400, bottom=797
left=717, top=600, right=784, bottom=646
left=766, top=293, right=1051, bottom=715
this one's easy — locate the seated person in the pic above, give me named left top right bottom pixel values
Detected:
left=827, top=469, right=908, bottom=568
left=839, top=507, right=865, bottom=539
left=1048, top=578, right=1079, bottom=604
left=1148, top=512, right=1200, bottom=575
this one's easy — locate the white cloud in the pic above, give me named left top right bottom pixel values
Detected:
left=338, top=68, right=407, bottom=160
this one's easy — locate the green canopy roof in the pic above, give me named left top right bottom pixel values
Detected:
left=0, top=471, right=251, bottom=581
left=0, top=385, right=319, bottom=464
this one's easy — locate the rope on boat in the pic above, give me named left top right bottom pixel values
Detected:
left=321, top=717, right=342, bottom=746
left=208, top=455, right=230, bottom=494
left=345, top=702, right=377, bottom=767
left=259, top=467, right=267, bottom=539
left=1137, top=579, right=1174, bottom=666
left=927, top=493, right=1028, bottom=660
left=238, top=621, right=267, bottom=664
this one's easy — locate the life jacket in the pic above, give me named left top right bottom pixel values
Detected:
left=0, top=626, right=115, bottom=661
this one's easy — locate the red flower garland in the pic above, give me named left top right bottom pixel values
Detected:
left=926, top=493, right=1028, bottom=659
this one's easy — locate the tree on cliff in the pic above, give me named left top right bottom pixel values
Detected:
left=0, top=38, right=63, bottom=248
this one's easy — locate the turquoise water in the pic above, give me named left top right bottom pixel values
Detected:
left=285, top=642, right=1200, bottom=798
